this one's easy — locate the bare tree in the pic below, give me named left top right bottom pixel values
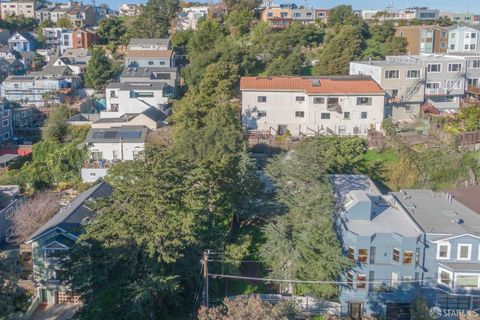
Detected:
left=198, top=296, right=294, bottom=320
left=11, top=191, right=62, bottom=243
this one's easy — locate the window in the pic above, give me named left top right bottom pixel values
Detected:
left=2, top=119, right=9, bottom=127
left=391, top=272, right=398, bottom=289
left=458, top=244, right=472, bottom=260
left=113, top=150, right=119, bottom=160
left=337, top=125, right=346, bottom=135
left=135, top=92, right=154, bottom=98
left=358, top=249, right=368, bottom=264
left=148, top=61, right=154, bottom=65
left=327, top=97, right=339, bottom=106
left=391, top=89, right=399, bottom=98
left=439, top=268, right=452, bottom=286
left=471, top=44, right=477, bottom=50
left=448, top=63, right=462, bottom=72
left=393, top=248, right=400, bottom=262
left=385, top=70, right=400, bottom=79
left=415, top=247, right=420, bottom=266
left=441, top=31, right=447, bottom=38
left=437, top=294, right=471, bottom=310
left=360, top=112, right=368, bottom=119
left=356, top=97, right=372, bottom=105
left=456, top=274, right=479, bottom=288
left=402, top=275, right=412, bottom=291
left=4, top=206, right=14, bottom=219
left=110, top=90, right=116, bottom=98
left=465, top=44, right=470, bottom=50
left=313, top=97, right=324, bottom=104
left=447, top=80, right=463, bottom=89
left=295, top=111, right=305, bottom=118
left=369, top=271, right=375, bottom=291
left=427, top=64, right=441, bottom=72
left=321, top=113, right=330, bottom=119
left=3, top=132, right=10, bottom=141
left=91, top=151, right=103, bottom=161
left=472, top=33, right=477, bottom=39
left=451, top=44, right=456, bottom=50
left=89, top=172, right=96, bottom=177
left=403, top=251, right=413, bottom=265
left=257, top=96, right=267, bottom=103
left=348, top=247, right=354, bottom=260
left=257, top=111, right=266, bottom=118
left=343, top=112, right=350, bottom=119
left=407, top=70, right=421, bottom=78
left=295, top=96, right=305, bottom=102
left=110, top=104, right=119, bottom=112
left=437, top=243, right=451, bottom=259
left=369, top=247, right=376, bottom=264
left=357, top=274, right=366, bottom=289
left=347, top=272, right=354, bottom=288
left=441, top=41, right=447, bottom=49
left=267, top=12, right=273, bottom=17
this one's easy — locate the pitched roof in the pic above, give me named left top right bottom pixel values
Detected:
left=240, top=76, right=385, bottom=95
left=125, top=50, right=173, bottom=59
left=10, top=32, right=38, bottom=44
left=27, top=182, right=113, bottom=242
left=85, top=126, right=149, bottom=143
left=128, top=38, right=170, bottom=46
left=444, top=185, right=480, bottom=214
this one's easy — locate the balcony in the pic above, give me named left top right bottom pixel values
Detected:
left=467, top=85, right=480, bottom=95
left=425, top=88, right=447, bottom=96
left=327, top=103, right=342, bottom=113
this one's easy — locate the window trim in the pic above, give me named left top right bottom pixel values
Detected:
left=360, top=112, right=368, bottom=119
left=295, top=96, right=305, bottom=102
left=437, top=242, right=451, bottom=260
left=427, top=63, right=442, bottom=73
left=457, top=243, right=472, bottom=261
left=393, top=248, right=400, bottom=263
left=448, top=63, right=462, bottom=73
left=438, top=267, right=453, bottom=287
left=454, top=272, right=480, bottom=289
left=407, top=69, right=421, bottom=79
left=403, top=250, right=413, bottom=265
left=357, top=274, right=367, bottom=290
left=257, top=96, right=267, bottom=103
left=385, top=70, right=400, bottom=79
left=295, top=111, right=305, bottom=118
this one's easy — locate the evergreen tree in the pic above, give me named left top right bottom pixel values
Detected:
left=42, top=104, right=70, bottom=142
left=129, top=0, right=179, bottom=38
left=97, top=16, right=127, bottom=46
left=83, top=48, right=115, bottom=90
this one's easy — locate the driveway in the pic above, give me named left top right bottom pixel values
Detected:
left=32, top=303, right=80, bottom=320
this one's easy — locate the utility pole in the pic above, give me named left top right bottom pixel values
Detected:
left=202, top=250, right=210, bottom=307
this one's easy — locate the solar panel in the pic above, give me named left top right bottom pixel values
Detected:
left=104, top=131, right=117, bottom=139
left=92, top=132, right=103, bottom=139
left=91, top=130, right=142, bottom=140
left=118, top=131, right=142, bottom=139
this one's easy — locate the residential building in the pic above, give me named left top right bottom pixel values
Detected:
left=395, top=25, right=449, bottom=55
left=62, top=48, right=90, bottom=64
left=102, top=82, right=171, bottom=118
left=72, top=28, right=97, bottom=49
left=49, top=55, right=87, bottom=75
left=24, top=182, right=113, bottom=305
left=362, top=7, right=439, bottom=22
left=0, top=58, right=25, bottom=82
left=314, top=9, right=328, bottom=20
left=41, top=28, right=73, bottom=53
left=9, top=106, right=42, bottom=141
left=0, top=0, right=38, bottom=18
left=240, top=76, right=385, bottom=137
left=386, top=55, right=466, bottom=111
left=81, top=126, right=147, bottom=181
left=442, top=12, right=478, bottom=25
left=393, top=189, right=480, bottom=316
left=1, top=69, right=81, bottom=107
left=447, top=25, right=480, bottom=53
left=0, top=185, right=22, bottom=247
left=127, top=38, right=172, bottom=51
left=0, top=98, right=13, bottom=143
left=92, top=107, right=167, bottom=131
left=291, top=8, right=316, bottom=25
left=332, top=175, right=424, bottom=319
left=260, top=3, right=296, bottom=29
left=175, top=6, right=208, bottom=31
left=120, top=66, right=178, bottom=89
left=125, top=49, right=175, bottom=68
left=8, top=32, right=39, bottom=52
left=445, top=53, right=480, bottom=98
left=0, top=29, right=11, bottom=45
left=67, top=5, right=96, bottom=27
left=350, top=60, right=425, bottom=122
left=119, top=3, right=142, bottom=16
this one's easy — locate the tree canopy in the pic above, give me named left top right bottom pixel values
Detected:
left=83, top=48, right=116, bottom=90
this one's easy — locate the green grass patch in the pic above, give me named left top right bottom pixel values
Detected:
left=362, top=149, right=398, bottom=164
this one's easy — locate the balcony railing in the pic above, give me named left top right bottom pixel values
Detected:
left=467, top=85, right=480, bottom=95
left=425, top=88, right=447, bottom=95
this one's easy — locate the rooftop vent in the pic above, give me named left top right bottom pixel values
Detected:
left=443, top=210, right=458, bottom=217
left=311, top=79, right=320, bottom=86
left=450, top=219, right=464, bottom=224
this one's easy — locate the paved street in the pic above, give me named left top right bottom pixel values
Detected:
left=32, top=304, right=79, bottom=320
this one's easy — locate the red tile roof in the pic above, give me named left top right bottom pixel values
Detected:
left=240, top=76, right=384, bottom=95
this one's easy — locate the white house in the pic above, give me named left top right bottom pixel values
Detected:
left=101, top=82, right=170, bottom=118
left=447, top=25, right=480, bottom=53
left=240, top=76, right=385, bottom=137
left=81, top=126, right=148, bottom=182
left=175, top=6, right=209, bottom=31
left=127, top=38, right=172, bottom=51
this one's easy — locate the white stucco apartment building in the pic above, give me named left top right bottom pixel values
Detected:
left=240, top=76, right=385, bottom=137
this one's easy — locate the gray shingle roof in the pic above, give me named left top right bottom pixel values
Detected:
left=27, top=182, right=113, bottom=242
left=128, top=38, right=170, bottom=46
left=107, top=81, right=166, bottom=91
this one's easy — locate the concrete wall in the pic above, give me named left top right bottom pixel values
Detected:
left=103, top=87, right=168, bottom=117
left=87, top=142, right=145, bottom=161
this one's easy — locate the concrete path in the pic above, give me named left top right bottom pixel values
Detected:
left=31, top=303, right=80, bottom=320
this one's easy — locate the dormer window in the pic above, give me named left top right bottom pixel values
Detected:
left=457, top=244, right=472, bottom=261
left=437, top=242, right=450, bottom=259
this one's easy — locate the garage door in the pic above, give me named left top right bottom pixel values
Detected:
left=386, top=303, right=411, bottom=320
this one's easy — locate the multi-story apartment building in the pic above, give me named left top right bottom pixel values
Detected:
left=386, top=55, right=466, bottom=111
left=350, top=60, right=425, bottom=122
left=363, top=7, right=439, bottom=22
left=396, top=25, right=449, bottom=55
left=260, top=3, right=296, bottom=29
left=442, top=12, right=479, bottom=25
left=0, top=98, right=13, bottom=143
left=445, top=53, right=480, bottom=97
left=291, top=8, right=315, bottom=25
left=314, top=9, right=328, bottom=20
left=334, top=175, right=480, bottom=319
left=332, top=175, right=425, bottom=319
left=72, top=28, right=97, bottom=49
left=0, top=185, right=22, bottom=246
left=0, top=0, right=38, bottom=18
left=24, top=182, right=113, bottom=305
left=125, top=49, right=175, bottom=68
left=67, top=5, right=95, bottom=27
left=447, top=25, right=480, bottom=53
left=240, top=76, right=385, bottom=137
left=119, top=3, right=142, bottom=16
left=175, top=6, right=208, bottom=31
left=41, top=28, right=73, bottom=53
left=1, top=71, right=80, bottom=107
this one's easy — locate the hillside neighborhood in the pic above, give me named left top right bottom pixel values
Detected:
left=1, top=0, right=480, bottom=319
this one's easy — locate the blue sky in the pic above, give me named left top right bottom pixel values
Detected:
left=98, top=0, right=478, bottom=13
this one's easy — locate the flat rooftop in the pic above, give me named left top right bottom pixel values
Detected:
left=393, top=189, right=480, bottom=236
left=351, top=60, right=424, bottom=67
